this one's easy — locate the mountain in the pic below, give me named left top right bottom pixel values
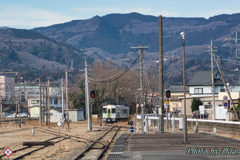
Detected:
left=1, top=12, right=240, bottom=85
left=33, top=12, right=240, bottom=53
left=34, top=12, right=240, bottom=85
left=0, top=27, right=85, bottom=80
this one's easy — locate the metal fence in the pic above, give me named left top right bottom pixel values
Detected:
left=133, top=114, right=184, bottom=133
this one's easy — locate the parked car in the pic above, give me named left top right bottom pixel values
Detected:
left=6, top=113, right=16, bottom=118
left=17, top=113, right=29, bottom=118
left=192, top=111, right=208, bottom=119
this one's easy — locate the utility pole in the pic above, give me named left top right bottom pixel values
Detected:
left=88, top=96, right=93, bottom=132
left=65, top=72, right=69, bottom=131
left=85, top=60, right=89, bottom=119
left=225, top=32, right=240, bottom=58
left=212, top=52, right=239, bottom=120
left=130, top=45, right=148, bottom=114
left=47, top=80, right=50, bottom=125
left=39, top=78, right=42, bottom=125
left=159, top=15, right=164, bottom=133
left=181, top=32, right=188, bottom=143
left=61, top=78, right=64, bottom=127
left=210, top=40, right=217, bottom=120
left=0, top=95, right=2, bottom=126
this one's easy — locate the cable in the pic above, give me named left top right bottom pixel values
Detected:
left=89, top=54, right=140, bottom=83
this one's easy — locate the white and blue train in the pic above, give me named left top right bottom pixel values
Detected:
left=102, top=105, right=129, bottom=123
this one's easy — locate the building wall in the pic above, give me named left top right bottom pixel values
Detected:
left=189, top=86, right=224, bottom=95
left=0, top=76, right=15, bottom=98
left=69, top=110, right=84, bottom=121
left=219, top=92, right=240, bottom=100
left=182, top=92, right=240, bottom=117
left=169, top=93, right=190, bottom=112
left=30, top=107, right=40, bottom=118
left=50, top=110, right=62, bottom=122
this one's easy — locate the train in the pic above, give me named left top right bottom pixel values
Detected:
left=102, top=105, right=129, bottom=123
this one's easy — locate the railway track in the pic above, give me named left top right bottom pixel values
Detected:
left=74, top=126, right=120, bottom=160
left=0, top=127, right=31, bottom=135
left=36, top=128, right=95, bottom=145
left=0, top=136, right=66, bottom=160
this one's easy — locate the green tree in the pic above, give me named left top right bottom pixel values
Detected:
left=191, top=97, right=203, bottom=112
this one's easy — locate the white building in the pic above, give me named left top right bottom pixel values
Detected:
left=0, top=76, right=15, bottom=99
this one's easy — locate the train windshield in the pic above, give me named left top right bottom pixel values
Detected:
left=112, top=108, right=116, bottom=113
left=103, top=108, right=107, bottom=113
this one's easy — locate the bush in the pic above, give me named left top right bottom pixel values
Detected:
left=191, top=97, right=203, bottom=112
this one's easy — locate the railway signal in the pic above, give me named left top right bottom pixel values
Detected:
left=90, top=90, right=95, bottom=98
left=166, top=90, right=171, bottom=98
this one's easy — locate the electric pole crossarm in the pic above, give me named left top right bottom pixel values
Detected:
left=131, top=46, right=149, bottom=49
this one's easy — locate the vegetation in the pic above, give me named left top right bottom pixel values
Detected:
left=68, top=60, right=158, bottom=115
left=191, top=97, right=203, bottom=112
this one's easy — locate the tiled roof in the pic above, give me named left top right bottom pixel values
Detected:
left=168, top=86, right=189, bottom=92
left=187, top=70, right=224, bottom=86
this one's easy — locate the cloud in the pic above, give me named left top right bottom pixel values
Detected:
left=0, top=5, right=78, bottom=29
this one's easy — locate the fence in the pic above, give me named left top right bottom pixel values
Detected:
left=133, top=114, right=240, bottom=134
left=133, top=114, right=184, bottom=134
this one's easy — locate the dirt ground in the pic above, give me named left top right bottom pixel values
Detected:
left=0, top=119, right=128, bottom=160
left=0, top=119, right=239, bottom=160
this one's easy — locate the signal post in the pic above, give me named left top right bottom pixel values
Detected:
left=88, top=89, right=95, bottom=132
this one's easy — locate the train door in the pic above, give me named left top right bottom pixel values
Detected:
left=107, top=108, right=111, bottom=118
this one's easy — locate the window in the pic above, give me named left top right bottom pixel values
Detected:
left=112, top=108, right=116, bottom=113
left=31, top=100, right=39, bottom=105
left=54, top=99, right=58, bottom=104
left=103, top=108, right=107, bottom=113
left=123, top=109, right=128, bottom=114
left=194, top=88, right=203, bottom=94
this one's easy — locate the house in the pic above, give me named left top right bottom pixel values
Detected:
left=187, top=70, right=224, bottom=96
left=180, top=70, right=240, bottom=119
left=180, top=70, right=225, bottom=116
left=15, top=85, right=66, bottom=109
left=168, top=86, right=189, bottom=113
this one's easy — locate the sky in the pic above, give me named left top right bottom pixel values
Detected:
left=1, top=0, right=240, bottom=29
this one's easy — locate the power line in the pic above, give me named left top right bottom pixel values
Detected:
left=89, top=54, right=140, bottom=83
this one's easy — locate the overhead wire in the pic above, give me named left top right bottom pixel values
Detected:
left=89, top=54, right=140, bottom=83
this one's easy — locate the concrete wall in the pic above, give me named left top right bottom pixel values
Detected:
left=187, top=121, right=240, bottom=134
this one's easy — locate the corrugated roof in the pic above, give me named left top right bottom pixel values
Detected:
left=187, top=70, right=224, bottom=86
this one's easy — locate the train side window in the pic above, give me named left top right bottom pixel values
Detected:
left=123, top=109, right=127, bottom=113
left=103, top=108, right=107, bottom=113
left=112, top=108, right=116, bottom=113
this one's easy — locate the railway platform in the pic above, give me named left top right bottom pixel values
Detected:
left=108, top=133, right=240, bottom=160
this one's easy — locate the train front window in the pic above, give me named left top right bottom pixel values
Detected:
left=112, top=108, right=116, bottom=113
left=103, top=108, right=107, bottom=113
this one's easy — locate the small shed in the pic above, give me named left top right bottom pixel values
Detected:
left=30, top=106, right=40, bottom=118
left=68, top=109, right=84, bottom=122
left=50, top=108, right=62, bottom=122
